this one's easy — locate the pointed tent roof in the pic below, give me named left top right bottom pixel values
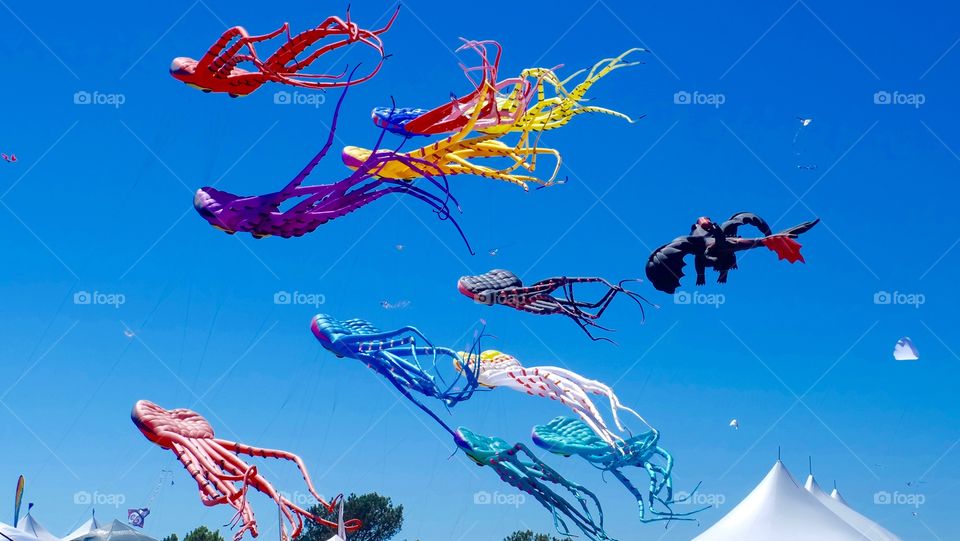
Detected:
left=64, top=516, right=103, bottom=541
left=66, top=521, right=156, bottom=541
left=831, top=487, right=849, bottom=505
left=0, top=523, right=41, bottom=541
left=805, top=475, right=903, bottom=541
left=692, top=461, right=870, bottom=541
left=17, top=515, right=60, bottom=541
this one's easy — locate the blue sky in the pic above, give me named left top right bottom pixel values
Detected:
left=0, top=0, right=958, bottom=540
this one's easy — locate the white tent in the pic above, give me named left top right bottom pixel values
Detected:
left=65, top=521, right=156, bottom=541
left=805, top=476, right=903, bottom=541
left=831, top=487, right=849, bottom=505
left=0, top=523, right=41, bottom=541
left=17, top=515, right=60, bottom=541
left=692, top=461, right=870, bottom=541
left=64, top=516, right=103, bottom=541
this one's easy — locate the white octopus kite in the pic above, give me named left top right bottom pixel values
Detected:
left=455, top=350, right=651, bottom=450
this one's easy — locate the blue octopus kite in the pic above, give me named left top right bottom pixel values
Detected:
left=532, top=417, right=707, bottom=523
left=454, top=426, right=612, bottom=541
left=310, top=314, right=480, bottom=431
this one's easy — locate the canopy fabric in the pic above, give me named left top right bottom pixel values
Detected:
left=692, top=461, right=870, bottom=541
left=805, top=476, right=903, bottom=541
left=831, top=487, right=849, bottom=505
left=66, top=521, right=156, bottom=541
left=64, top=517, right=102, bottom=541
left=17, top=515, right=60, bottom=541
left=0, top=522, right=41, bottom=541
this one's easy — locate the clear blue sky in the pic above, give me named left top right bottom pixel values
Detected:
left=1, top=1, right=957, bottom=540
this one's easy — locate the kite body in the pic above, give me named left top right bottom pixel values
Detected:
left=310, top=314, right=480, bottom=432
left=345, top=85, right=561, bottom=191
left=532, top=417, right=703, bottom=523
left=454, top=350, right=650, bottom=449
left=454, top=427, right=612, bottom=541
left=457, top=269, right=651, bottom=340
left=373, top=41, right=641, bottom=137
left=646, top=212, right=820, bottom=293
left=131, top=400, right=357, bottom=541
left=371, top=106, right=431, bottom=137
left=193, top=80, right=471, bottom=251
left=170, top=10, right=397, bottom=96
left=894, top=337, right=919, bottom=361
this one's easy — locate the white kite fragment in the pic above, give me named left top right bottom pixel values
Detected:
left=893, top=337, right=919, bottom=361
left=729, top=419, right=739, bottom=430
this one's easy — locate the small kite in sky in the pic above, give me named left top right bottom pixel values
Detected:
left=893, top=337, right=919, bottom=361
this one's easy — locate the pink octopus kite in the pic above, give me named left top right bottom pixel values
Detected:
left=132, top=400, right=358, bottom=540
left=170, top=8, right=398, bottom=97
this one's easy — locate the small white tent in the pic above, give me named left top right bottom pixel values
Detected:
left=805, top=476, right=903, bottom=541
left=17, top=515, right=60, bottom=541
left=65, top=521, right=156, bottom=541
left=0, top=523, right=41, bottom=541
left=692, top=461, right=870, bottom=541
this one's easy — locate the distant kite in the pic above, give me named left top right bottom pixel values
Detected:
left=893, top=337, right=919, bottom=361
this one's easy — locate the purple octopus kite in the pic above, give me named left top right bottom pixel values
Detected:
left=193, top=74, right=472, bottom=252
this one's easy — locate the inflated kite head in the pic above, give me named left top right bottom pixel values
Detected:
left=341, top=145, right=392, bottom=171
left=131, top=399, right=215, bottom=449
left=310, top=314, right=380, bottom=355
left=193, top=187, right=250, bottom=235
left=371, top=106, right=430, bottom=137
left=169, top=57, right=199, bottom=83
left=457, top=269, right=523, bottom=305
left=454, top=427, right=512, bottom=465
left=453, top=349, right=519, bottom=387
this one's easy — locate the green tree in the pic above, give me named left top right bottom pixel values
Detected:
left=160, top=535, right=178, bottom=541
left=300, top=492, right=403, bottom=541
left=183, top=526, right=225, bottom=541
left=504, top=530, right=572, bottom=541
